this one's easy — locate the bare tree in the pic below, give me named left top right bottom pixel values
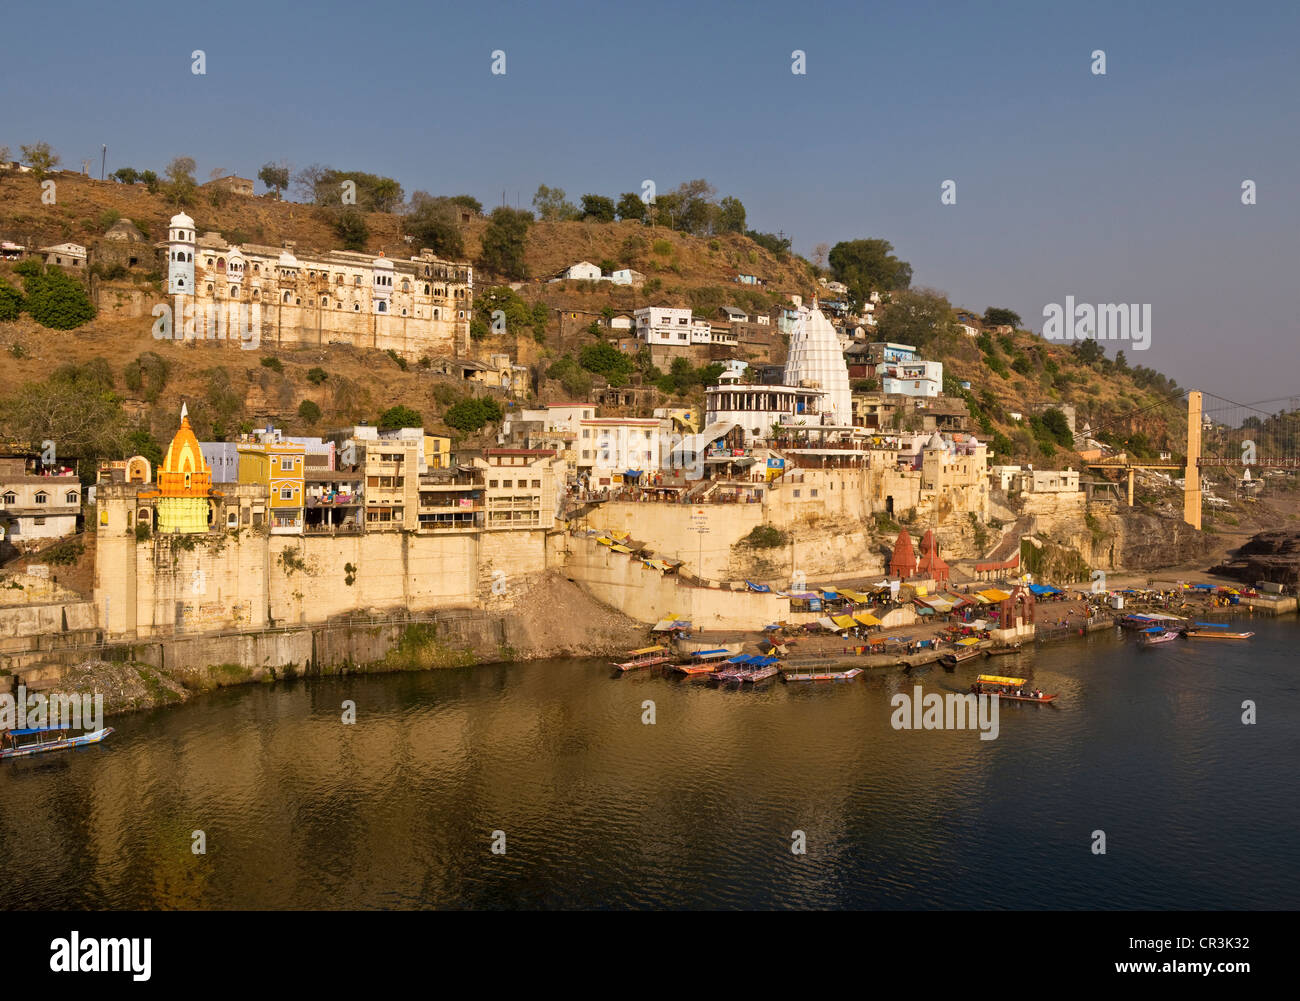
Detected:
left=813, top=242, right=830, bottom=271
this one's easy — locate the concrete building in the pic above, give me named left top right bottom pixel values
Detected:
left=705, top=371, right=828, bottom=442
left=0, top=457, right=81, bottom=545
left=93, top=219, right=151, bottom=271
left=576, top=417, right=668, bottom=485
left=41, top=242, right=87, bottom=269
left=634, top=306, right=693, bottom=346
left=165, top=213, right=473, bottom=359
left=881, top=360, right=943, bottom=398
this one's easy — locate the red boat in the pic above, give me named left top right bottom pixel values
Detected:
left=613, top=645, right=672, bottom=671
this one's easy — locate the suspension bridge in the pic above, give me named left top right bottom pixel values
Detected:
left=1080, top=390, right=1300, bottom=530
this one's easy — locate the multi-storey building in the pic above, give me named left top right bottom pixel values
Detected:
left=0, top=456, right=81, bottom=545
left=237, top=432, right=306, bottom=534
left=575, top=417, right=668, bottom=486
left=164, top=212, right=474, bottom=359
left=477, top=450, right=560, bottom=530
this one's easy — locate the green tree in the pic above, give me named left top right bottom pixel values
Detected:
left=579, top=341, right=634, bottom=383
left=258, top=161, right=290, bottom=196
left=125, top=428, right=164, bottom=469
left=139, top=169, right=159, bottom=193
left=20, top=267, right=95, bottom=329
left=875, top=288, right=953, bottom=349
left=0, top=279, right=22, bottom=322
left=404, top=192, right=465, bottom=258
left=164, top=156, right=198, bottom=207
left=378, top=404, right=422, bottom=430
left=123, top=351, right=170, bottom=403
left=306, top=367, right=328, bottom=385
left=616, top=192, right=647, bottom=223
left=112, top=167, right=140, bottom=185
left=297, top=399, right=322, bottom=425
left=0, top=369, right=129, bottom=465
left=715, top=196, right=746, bottom=234
left=580, top=194, right=616, bottom=223
left=479, top=207, right=532, bottom=279
left=745, top=230, right=791, bottom=258
left=443, top=397, right=503, bottom=432
left=449, top=194, right=482, bottom=214
left=20, top=142, right=60, bottom=180
left=532, top=185, right=579, bottom=221
left=334, top=208, right=370, bottom=251
left=828, top=238, right=912, bottom=306
left=1039, top=408, right=1074, bottom=447
left=983, top=306, right=1022, bottom=328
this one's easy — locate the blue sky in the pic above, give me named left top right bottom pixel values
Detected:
left=3, top=0, right=1297, bottom=403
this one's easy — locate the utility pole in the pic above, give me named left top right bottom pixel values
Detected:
left=101, top=145, right=107, bottom=181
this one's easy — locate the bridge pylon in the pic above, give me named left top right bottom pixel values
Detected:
left=1183, top=390, right=1202, bottom=530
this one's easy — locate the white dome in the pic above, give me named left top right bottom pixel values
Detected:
left=170, top=211, right=195, bottom=229
left=278, top=251, right=298, bottom=267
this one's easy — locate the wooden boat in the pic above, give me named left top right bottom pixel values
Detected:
left=673, top=648, right=731, bottom=675
left=939, top=646, right=986, bottom=667
left=1139, top=629, right=1180, bottom=647
left=612, top=645, right=672, bottom=671
left=1, top=726, right=115, bottom=760
left=1184, top=630, right=1254, bottom=640
left=716, top=655, right=779, bottom=683
left=782, top=665, right=864, bottom=682
left=742, top=664, right=780, bottom=683
left=970, top=674, right=1057, bottom=704
left=985, top=643, right=1023, bottom=656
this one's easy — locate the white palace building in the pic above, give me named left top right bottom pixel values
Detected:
left=164, top=212, right=474, bottom=358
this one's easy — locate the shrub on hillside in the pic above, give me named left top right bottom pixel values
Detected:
left=0, top=279, right=22, bottom=322
left=21, top=268, right=95, bottom=329
left=443, top=397, right=503, bottom=433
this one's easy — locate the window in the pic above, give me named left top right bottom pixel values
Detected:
left=532, top=479, right=540, bottom=488
left=34, top=517, right=45, bottom=526
left=502, top=480, right=512, bottom=488
left=793, top=489, right=801, bottom=498
left=810, top=489, right=819, bottom=498
left=34, top=491, right=48, bottom=504
left=280, top=488, right=295, bottom=501
left=65, top=490, right=78, bottom=503
left=280, top=457, right=295, bottom=471
left=489, top=480, right=498, bottom=488
left=2, top=492, right=14, bottom=505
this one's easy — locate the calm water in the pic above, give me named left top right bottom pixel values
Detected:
left=2, top=619, right=1298, bottom=909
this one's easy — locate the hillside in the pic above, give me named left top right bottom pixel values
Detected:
left=0, top=169, right=1195, bottom=485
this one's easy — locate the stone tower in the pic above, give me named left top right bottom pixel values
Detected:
left=167, top=211, right=195, bottom=295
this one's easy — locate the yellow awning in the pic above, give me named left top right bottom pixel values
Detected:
left=629, top=645, right=666, bottom=655
left=957, top=637, right=982, bottom=646
left=832, top=614, right=858, bottom=629
left=610, top=529, right=630, bottom=540
left=976, top=674, right=1026, bottom=686
left=596, top=536, right=614, bottom=546
left=853, top=612, right=882, bottom=626
left=978, top=588, right=1012, bottom=603
left=839, top=589, right=871, bottom=602
left=610, top=544, right=632, bottom=553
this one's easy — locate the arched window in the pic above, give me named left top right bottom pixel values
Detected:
left=34, top=491, right=48, bottom=504
left=423, top=284, right=430, bottom=295
left=251, top=288, right=259, bottom=300
left=177, top=278, right=185, bottom=288
left=401, top=307, right=408, bottom=316
left=65, top=490, right=78, bottom=504
left=424, top=266, right=430, bottom=276
left=2, top=492, right=15, bottom=505
left=377, top=301, right=387, bottom=313
left=321, top=295, right=330, bottom=306
left=433, top=309, right=439, bottom=320
left=229, top=285, right=239, bottom=298
left=337, top=275, right=344, bottom=285
left=353, top=303, right=360, bottom=312
left=283, top=291, right=292, bottom=303
left=216, top=257, right=225, bottom=271
left=206, top=283, right=214, bottom=295
left=253, top=263, right=260, bottom=273
left=354, top=276, right=361, bottom=286
left=401, top=279, right=409, bottom=292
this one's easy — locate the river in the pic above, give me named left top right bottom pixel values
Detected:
left=2, top=619, right=1297, bottom=909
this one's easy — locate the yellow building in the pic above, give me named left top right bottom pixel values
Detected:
left=237, top=435, right=305, bottom=534
left=147, top=406, right=214, bottom=534
left=424, top=434, right=452, bottom=470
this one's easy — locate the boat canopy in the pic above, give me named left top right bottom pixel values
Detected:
left=976, top=674, right=1027, bottom=686
left=690, top=648, right=731, bottom=659
left=1193, top=621, right=1229, bottom=628
left=628, top=645, right=666, bottom=655
left=1141, top=626, right=1168, bottom=633
left=5, top=727, right=62, bottom=736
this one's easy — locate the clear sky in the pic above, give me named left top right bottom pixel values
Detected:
left=3, top=0, right=1297, bottom=404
